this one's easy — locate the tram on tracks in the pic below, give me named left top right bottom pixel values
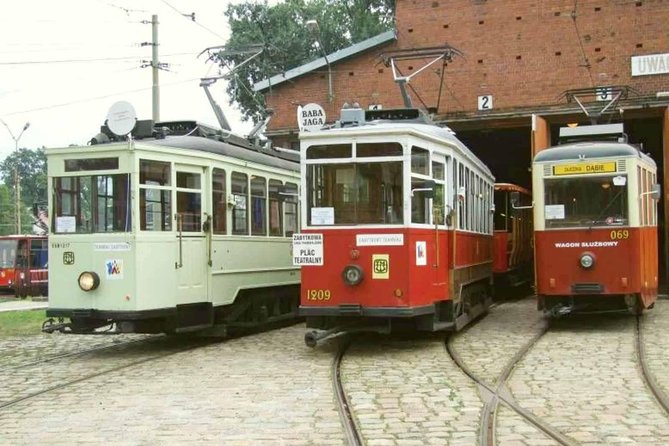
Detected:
left=493, top=183, right=533, bottom=297
left=529, top=123, right=660, bottom=316
left=295, top=106, right=495, bottom=346
left=42, top=120, right=301, bottom=334
left=0, top=235, right=48, bottom=297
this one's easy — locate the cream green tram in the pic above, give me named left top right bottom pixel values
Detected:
left=44, top=122, right=300, bottom=334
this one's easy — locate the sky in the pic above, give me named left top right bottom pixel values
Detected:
left=0, top=0, right=266, bottom=162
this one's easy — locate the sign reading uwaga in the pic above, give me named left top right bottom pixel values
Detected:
left=553, top=162, right=616, bottom=176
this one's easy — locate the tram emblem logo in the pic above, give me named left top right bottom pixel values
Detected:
left=105, top=259, right=124, bottom=279
left=372, top=255, right=390, bottom=280
left=63, top=251, right=75, bottom=265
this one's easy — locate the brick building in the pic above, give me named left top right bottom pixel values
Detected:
left=254, top=0, right=669, bottom=285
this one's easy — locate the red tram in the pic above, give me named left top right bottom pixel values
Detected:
left=530, top=124, right=659, bottom=315
left=0, top=235, right=48, bottom=297
left=295, top=107, right=495, bottom=346
left=493, top=183, right=533, bottom=297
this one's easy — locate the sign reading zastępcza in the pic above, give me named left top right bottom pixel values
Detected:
left=293, top=233, right=323, bottom=265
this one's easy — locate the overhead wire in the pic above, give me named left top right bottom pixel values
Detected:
left=570, top=0, right=594, bottom=86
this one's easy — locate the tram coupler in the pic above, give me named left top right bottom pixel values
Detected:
left=547, top=305, right=573, bottom=318
left=41, top=318, right=72, bottom=334
left=304, top=327, right=345, bottom=348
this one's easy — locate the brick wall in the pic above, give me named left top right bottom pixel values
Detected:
left=264, top=0, right=669, bottom=133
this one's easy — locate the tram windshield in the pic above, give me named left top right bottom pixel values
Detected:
left=52, top=175, right=131, bottom=233
left=306, top=162, right=403, bottom=225
left=544, top=175, right=628, bottom=228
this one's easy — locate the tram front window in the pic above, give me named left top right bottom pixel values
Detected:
left=544, top=175, right=628, bottom=228
left=52, top=174, right=131, bottom=233
left=307, top=162, right=403, bottom=225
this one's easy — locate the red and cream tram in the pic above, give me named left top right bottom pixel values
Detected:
left=493, top=183, right=533, bottom=297
left=530, top=124, right=660, bottom=315
left=295, top=107, right=495, bottom=346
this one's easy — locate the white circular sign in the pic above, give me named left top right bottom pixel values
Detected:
left=106, top=101, right=137, bottom=136
left=298, top=103, right=326, bottom=132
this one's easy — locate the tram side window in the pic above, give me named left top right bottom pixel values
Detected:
left=30, top=239, right=48, bottom=268
left=269, top=180, right=283, bottom=236
left=212, top=168, right=226, bottom=234
left=284, top=182, right=298, bottom=236
left=176, top=171, right=202, bottom=232
left=432, top=161, right=445, bottom=225
left=140, top=160, right=171, bottom=231
left=232, top=172, right=249, bottom=235
left=53, top=175, right=131, bottom=233
left=251, top=176, right=267, bottom=236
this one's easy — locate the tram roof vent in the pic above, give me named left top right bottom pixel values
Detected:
left=558, top=123, right=627, bottom=144
left=339, top=104, right=366, bottom=127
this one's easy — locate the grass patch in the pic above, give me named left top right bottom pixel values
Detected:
left=0, top=311, right=47, bottom=337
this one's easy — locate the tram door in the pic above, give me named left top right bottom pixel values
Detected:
left=174, top=165, right=209, bottom=304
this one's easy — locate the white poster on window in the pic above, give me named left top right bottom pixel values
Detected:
left=56, top=216, right=76, bottom=233
left=416, top=241, right=427, bottom=266
left=545, top=204, right=565, bottom=220
left=311, top=207, right=334, bottom=225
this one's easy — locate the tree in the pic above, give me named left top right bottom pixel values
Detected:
left=219, top=0, right=395, bottom=123
left=0, top=148, right=47, bottom=234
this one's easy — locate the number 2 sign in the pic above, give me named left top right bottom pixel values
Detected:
left=478, top=95, right=493, bottom=111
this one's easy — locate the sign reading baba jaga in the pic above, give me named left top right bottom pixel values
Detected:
left=297, top=103, right=326, bottom=132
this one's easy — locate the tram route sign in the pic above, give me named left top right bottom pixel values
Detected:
left=297, top=103, right=326, bottom=132
left=292, top=233, right=324, bottom=265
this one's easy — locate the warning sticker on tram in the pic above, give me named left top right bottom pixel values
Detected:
left=293, top=233, right=324, bottom=265
left=553, top=162, right=616, bottom=176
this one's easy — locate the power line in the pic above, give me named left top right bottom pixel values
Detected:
left=1, top=77, right=198, bottom=117
left=0, top=52, right=195, bottom=66
left=159, top=0, right=227, bottom=42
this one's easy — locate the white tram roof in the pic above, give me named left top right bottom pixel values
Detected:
left=300, top=120, right=494, bottom=179
left=48, top=135, right=299, bottom=173
left=145, top=136, right=299, bottom=172
left=534, top=141, right=656, bottom=168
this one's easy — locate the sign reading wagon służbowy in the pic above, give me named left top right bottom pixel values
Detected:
left=297, top=103, right=326, bottom=132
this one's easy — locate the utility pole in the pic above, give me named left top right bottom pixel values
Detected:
left=0, top=119, right=30, bottom=234
left=152, top=14, right=160, bottom=122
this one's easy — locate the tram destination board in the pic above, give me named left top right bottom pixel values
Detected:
left=292, top=234, right=323, bottom=265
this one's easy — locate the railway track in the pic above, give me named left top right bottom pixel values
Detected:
left=0, top=337, right=215, bottom=411
left=332, top=339, right=364, bottom=446
left=636, top=315, right=669, bottom=416
left=0, top=335, right=155, bottom=372
left=446, top=320, right=578, bottom=446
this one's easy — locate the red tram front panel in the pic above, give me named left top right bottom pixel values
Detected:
left=535, top=227, right=658, bottom=305
left=299, top=228, right=492, bottom=313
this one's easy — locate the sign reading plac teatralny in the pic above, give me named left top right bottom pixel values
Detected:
left=631, top=53, right=669, bottom=76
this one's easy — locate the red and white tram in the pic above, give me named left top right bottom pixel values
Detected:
left=295, top=107, right=495, bottom=346
left=493, top=183, right=533, bottom=297
left=530, top=124, right=660, bottom=315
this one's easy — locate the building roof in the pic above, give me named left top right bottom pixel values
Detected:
left=253, top=29, right=396, bottom=92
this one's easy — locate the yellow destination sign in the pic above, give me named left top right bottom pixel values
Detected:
left=553, top=162, right=617, bottom=176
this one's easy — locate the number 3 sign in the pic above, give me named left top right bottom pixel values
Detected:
left=478, top=95, right=493, bottom=110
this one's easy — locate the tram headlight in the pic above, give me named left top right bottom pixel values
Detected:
left=78, top=271, right=100, bottom=291
left=579, top=253, right=595, bottom=269
left=342, top=264, right=364, bottom=286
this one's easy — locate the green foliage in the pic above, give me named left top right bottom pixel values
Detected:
left=220, top=0, right=395, bottom=123
left=0, top=148, right=47, bottom=235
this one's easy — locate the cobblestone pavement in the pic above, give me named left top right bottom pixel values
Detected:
left=450, top=297, right=560, bottom=445
left=641, top=299, right=669, bottom=404
left=0, top=325, right=344, bottom=446
left=508, top=299, right=669, bottom=445
left=341, top=334, right=482, bottom=446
